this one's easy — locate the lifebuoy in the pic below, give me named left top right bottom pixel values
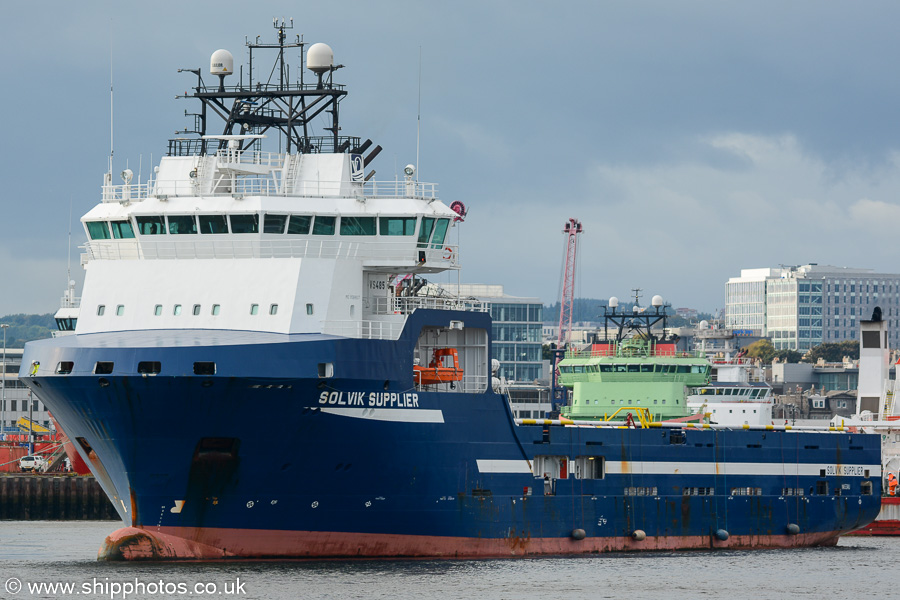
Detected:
left=443, top=247, right=453, bottom=260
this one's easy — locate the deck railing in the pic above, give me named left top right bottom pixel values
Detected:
left=82, top=239, right=458, bottom=265
left=101, top=175, right=438, bottom=203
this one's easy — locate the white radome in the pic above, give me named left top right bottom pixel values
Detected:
left=307, top=43, right=334, bottom=74
left=210, top=49, right=234, bottom=75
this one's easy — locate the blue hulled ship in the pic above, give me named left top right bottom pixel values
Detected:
left=21, top=22, right=881, bottom=559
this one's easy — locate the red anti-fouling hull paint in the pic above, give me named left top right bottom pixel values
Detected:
left=850, top=520, right=900, bottom=535
left=848, top=497, right=900, bottom=535
left=98, top=526, right=840, bottom=561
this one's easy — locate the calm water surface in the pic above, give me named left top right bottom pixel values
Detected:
left=0, top=521, right=894, bottom=600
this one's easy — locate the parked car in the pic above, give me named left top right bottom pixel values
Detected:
left=18, top=455, right=47, bottom=472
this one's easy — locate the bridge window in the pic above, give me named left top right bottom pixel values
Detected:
left=312, top=216, right=336, bottom=235
left=340, top=216, right=376, bottom=235
left=263, top=214, right=288, bottom=234
left=417, top=217, right=435, bottom=247
left=168, top=215, right=197, bottom=235
left=230, top=214, right=259, bottom=234
left=287, top=215, right=312, bottom=234
left=430, top=218, right=450, bottom=248
left=380, top=217, right=417, bottom=235
left=86, top=221, right=111, bottom=240
left=199, top=215, right=228, bottom=234
left=136, top=216, right=165, bottom=235
left=110, top=220, right=135, bottom=239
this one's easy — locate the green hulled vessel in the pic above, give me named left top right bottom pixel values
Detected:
left=557, top=297, right=710, bottom=421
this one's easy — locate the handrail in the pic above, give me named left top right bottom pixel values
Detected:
left=101, top=176, right=439, bottom=203
left=82, top=239, right=459, bottom=265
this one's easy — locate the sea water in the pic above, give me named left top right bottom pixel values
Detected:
left=0, top=521, right=893, bottom=600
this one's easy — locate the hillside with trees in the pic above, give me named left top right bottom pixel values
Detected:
left=0, top=314, right=55, bottom=347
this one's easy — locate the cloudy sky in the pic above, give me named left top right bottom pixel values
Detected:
left=3, top=1, right=900, bottom=317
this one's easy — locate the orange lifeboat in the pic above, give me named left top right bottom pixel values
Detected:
left=413, top=348, right=464, bottom=385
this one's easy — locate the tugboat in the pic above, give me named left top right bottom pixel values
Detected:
left=21, top=22, right=881, bottom=560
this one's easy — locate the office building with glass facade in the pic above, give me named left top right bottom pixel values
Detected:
left=440, top=284, right=543, bottom=382
left=726, top=265, right=900, bottom=352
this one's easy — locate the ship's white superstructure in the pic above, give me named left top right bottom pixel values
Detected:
left=77, top=144, right=465, bottom=339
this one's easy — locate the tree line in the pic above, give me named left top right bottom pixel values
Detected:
left=0, top=314, right=56, bottom=348
left=742, top=339, right=859, bottom=364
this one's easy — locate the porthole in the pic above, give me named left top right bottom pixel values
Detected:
left=174, top=304, right=182, bottom=316
left=97, top=305, right=106, bottom=316
left=192, top=304, right=201, bottom=316
left=154, top=305, right=162, bottom=316
left=211, top=304, right=220, bottom=316
left=250, top=304, right=259, bottom=315
left=116, top=305, right=124, bottom=316
left=269, top=304, right=278, bottom=315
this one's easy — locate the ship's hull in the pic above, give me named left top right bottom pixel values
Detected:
left=21, top=311, right=883, bottom=560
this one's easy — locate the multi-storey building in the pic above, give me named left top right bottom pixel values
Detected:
left=726, top=264, right=900, bottom=352
left=439, top=284, right=543, bottom=382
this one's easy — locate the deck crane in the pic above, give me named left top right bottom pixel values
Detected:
left=557, top=218, right=583, bottom=347
left=551, top=218, right=583, bottom=412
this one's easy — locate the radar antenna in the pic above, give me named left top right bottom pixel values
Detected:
left=170, top=19, right=360, bottom=158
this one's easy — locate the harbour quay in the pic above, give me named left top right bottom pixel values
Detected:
left=0, top=474, right=117, bottom=520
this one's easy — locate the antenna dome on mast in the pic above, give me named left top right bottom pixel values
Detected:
left=651, top=295, right=664, bottom=307
left=210, top=49, right=234, bottom=76
left=307, top=43, right=334, bottom=74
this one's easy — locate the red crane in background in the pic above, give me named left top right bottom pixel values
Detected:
left=557, top=218, right=583, bottom=347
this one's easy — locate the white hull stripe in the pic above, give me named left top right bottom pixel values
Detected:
left=320, top=407, right=444, bottom=423
left=475, top=460, right=881, bottom=477
left=605, top=461, right=881, bottom=477
left=477, top=460, right=533, bottom=474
